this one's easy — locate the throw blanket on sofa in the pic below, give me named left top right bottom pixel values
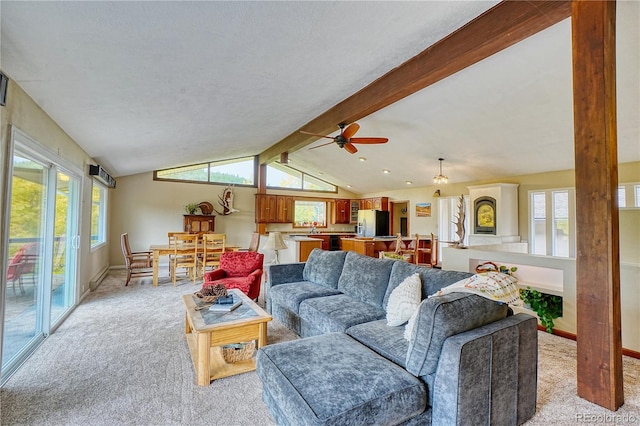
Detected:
left=435, top=271, right=523, bottom=306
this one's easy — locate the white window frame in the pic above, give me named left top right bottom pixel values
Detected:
left=90, top=182, right=108, bottom=250
left=528, top=188, right=576, bottom=257
left=618, top=182, right=640, bottom=209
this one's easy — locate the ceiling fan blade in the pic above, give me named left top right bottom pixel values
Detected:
left=341, top=123, right=360, bottom=140
left=309, top=140, right=336, bottom=150
left=300, top=130, right=335, bottom=140
left=349, top=137, right=389, bottom=144
left=344, top=143, right=358, bottom=154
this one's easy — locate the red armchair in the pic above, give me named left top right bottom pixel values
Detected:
left=203, top=251, right=264, bottom=300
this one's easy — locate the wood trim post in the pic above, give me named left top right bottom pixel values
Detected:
left=571, top=0, right=623, bottom=410
left=256, top=164, right=267, bottom=234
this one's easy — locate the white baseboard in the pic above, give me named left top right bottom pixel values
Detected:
left=89, top=266, right=110, bottom=291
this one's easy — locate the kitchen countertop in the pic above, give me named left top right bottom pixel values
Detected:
left=341, top=236, right=396, bottom=241
left=288, top=233, right=356, bottom=237
left=285, top=235, right=324, bottom=242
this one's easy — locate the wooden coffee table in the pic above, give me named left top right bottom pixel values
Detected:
left=182, top=289, right=272, bottom=385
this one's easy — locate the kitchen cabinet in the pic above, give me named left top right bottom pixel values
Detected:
left=183, top=215, right=214, bottom=233
left=350, top=200, right=360, bottom=224
left=277, top=196, right=294, bottom=223
left=255, top=194, right=278, bottom=223
left=256, top=194, right=294, bottom=223
left=333, top=199, right=351, bottom=224
left=357, top=197, right=389, bottom=212
left=372, top=197, right=389, bottom=211
left=312, top=235, right=330, bottom=250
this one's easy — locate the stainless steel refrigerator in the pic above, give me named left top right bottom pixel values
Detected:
left=356, top=209, right=390, bottom=237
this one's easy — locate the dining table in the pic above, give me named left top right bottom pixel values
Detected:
left=149, top=243, right=240, bottom=287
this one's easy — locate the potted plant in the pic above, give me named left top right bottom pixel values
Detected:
left=520, top=287, right=563, bottom=333
left=184, top=203, right=200, bottom=215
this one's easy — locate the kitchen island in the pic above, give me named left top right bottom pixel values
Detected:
left=289, top=233, right=355, bottom=251
left=340, top=236, right=434, bottom=263
left=279, top=236, right=323, bottom=263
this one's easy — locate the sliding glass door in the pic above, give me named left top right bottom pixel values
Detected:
left=1, top=130, right=81, bottom=383
left=2, top=155, right=48, bottom=372
left=50, top=170, right=79, bottom=326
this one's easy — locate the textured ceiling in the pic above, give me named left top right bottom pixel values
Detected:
left=1, top=1, right=638, bottom=194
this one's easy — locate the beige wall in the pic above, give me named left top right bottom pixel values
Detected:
left=1, top=78, right=108, bottom=296
left=108, top=172, right=359, bottom=266
left=363, top=161, right=640, bottom=262
left=110, top=162, right=639, bottom=267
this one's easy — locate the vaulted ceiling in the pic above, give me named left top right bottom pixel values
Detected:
left=1, top=1, right=638, bottom=193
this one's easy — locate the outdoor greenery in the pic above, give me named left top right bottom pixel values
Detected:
left=294, top=200, right=327, bottom=227
left=520, top=287, right=563, bottom=333
left=9, top=172, right=69, bottom=273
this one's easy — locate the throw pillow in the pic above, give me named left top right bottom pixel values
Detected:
left=386, top=273, right=421, bottom=327
left=435, top=271, right=523, bottom=306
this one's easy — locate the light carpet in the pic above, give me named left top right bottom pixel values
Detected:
left=1, top=270, right=638, bottom=425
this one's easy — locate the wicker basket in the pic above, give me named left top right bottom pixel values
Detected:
left=221, top=341, right=256, bottom=363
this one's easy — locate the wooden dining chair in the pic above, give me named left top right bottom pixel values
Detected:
left=246, top=232, right=261, bottom=252
left=237, top=232, right=261, bottom=252
left=414, top=233, right=438, bottom=267
left=393, top=233, right=415, bottom=262
left=198, top=233, right=226, bottom=277
left=120, top=233, right=153, bottom=286
left=167, top=232, right=189, bottom=278
left=379, top=233, right=412, bottom=262
left=171, top=233, right=198, bottom=286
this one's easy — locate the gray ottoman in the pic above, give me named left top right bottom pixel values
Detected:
left=256, top=332, right=427, bottom=426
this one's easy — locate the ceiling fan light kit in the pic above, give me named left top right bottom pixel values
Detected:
left=433, top=158, right=448, bottom=184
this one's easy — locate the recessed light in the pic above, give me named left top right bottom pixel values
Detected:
left=358, top=157, right=366, bottom=162
left=318, top=172, right=323, bottom=175
left=347, top=184, right=352, bottom=188
left=406, top=181, right=413, bottom=185
left=383, top=169, right=390, bottom=174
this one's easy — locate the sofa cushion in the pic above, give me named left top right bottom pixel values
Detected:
left=299, top=294, right=387, bottom=334
left=384, top=262, right=474, bottom=308
left=269, top=281, right=342, bottom=314
left=347, top=319, right=409, bottom=367
left=386, top=273, right=421, bottom=326
left=302, top=249, right=348, bottom=289
left=405, top=292, right=509, bottom=377
left=337, top=251, right=395, bottom=308
left=421, top=269, right=475, bottom=297
left=256, top=332, right=427, bottom=426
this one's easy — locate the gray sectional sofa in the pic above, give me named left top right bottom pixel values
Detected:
left=256, top=249, right=538, bottom=425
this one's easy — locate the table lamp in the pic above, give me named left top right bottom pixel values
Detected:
left=264, top=232, right=288, bottom=264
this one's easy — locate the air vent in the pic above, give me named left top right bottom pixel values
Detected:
left=89, top=164, right=116, bottom=188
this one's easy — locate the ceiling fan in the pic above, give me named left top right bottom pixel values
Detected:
left=300, top=123, right=388, bottom=154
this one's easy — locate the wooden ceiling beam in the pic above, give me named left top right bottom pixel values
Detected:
left=259, top=0, right=571, bottom=164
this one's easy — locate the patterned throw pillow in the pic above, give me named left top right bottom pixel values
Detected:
left=386, top=273, right=422, bottom=326
left=435, top=271, right=523, bottom=306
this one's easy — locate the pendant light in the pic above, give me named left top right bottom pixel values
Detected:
left=433, top=158, right=448, bottom=184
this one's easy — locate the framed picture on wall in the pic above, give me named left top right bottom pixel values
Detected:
left=416, top=202, right=431, bottom=217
